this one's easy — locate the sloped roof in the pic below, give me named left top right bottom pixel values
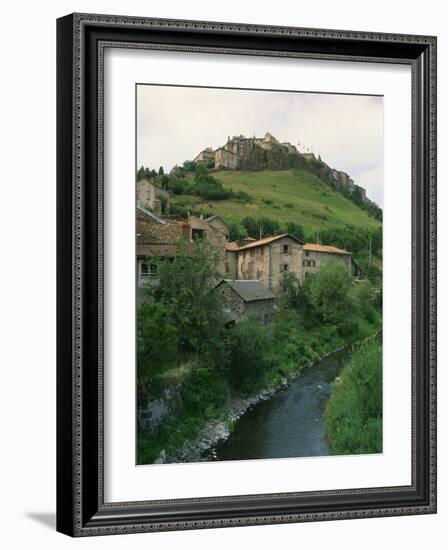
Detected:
left=236, top=233, right=304, bottom=251
left=136, top=205, right=166, bottom=224
left=217, top=279, right=275, bottom=302
left=303, top=243, right=351, bottom=256
left=137, top=218, right=187, bottom=245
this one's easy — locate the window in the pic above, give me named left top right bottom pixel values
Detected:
left=192, top=228, right=205, bottom=240
left=282, top=264, right=289, bottom=272
left=150, top=264, right=158, bottom=277
left=305, top=250, right=310, bottom=257
left=283, top=244, right=289, bottom=254
left=310, top=260, right=316, bottom=267
left=140, top=263, right=149, bottom=277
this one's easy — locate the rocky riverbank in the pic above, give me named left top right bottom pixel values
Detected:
left=155, top=345, right=347, bottom=464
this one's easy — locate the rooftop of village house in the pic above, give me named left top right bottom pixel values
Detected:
left=215, top=279, right=276, bottom=302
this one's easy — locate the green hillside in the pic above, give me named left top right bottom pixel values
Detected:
left=170, top=169, right=381, bottom=235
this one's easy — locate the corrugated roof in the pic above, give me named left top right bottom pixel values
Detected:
left=137, top=218, right=188, bottom=245
left=304, top=243, right=351, bottom=255
left=136, top=205, right=166, bottom=224
left=218, top=279, right=275, bottom=302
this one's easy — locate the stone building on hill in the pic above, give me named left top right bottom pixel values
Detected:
left=302, top=243, right=352, bottom=278
left=136, top=211, right=231, bottom=305
left=225, top=233, right=305, bottom=294
left=136, top=178, right=171, bottom=217
left=192, top=131, right=376, bottom=206
left=225, top=234, right=353, bottom=294
left=136, top=216, right=191, bottom=305
left=213, top=279, right=276, bottom=325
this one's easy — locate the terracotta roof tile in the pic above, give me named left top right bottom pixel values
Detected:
left=137, top=218, right=188, bottom=245
left=236, top=233, right=304, bottom=251
left=304, top=243, right=351, bottom=255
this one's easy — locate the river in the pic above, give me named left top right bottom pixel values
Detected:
left=202, top=347, right=350, bottom=462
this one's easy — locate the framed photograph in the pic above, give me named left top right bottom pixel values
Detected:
left=57, top=13, right=437, bottom=536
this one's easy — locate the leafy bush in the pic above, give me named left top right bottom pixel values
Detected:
left=325, top=339, right=382, bottom=455
left=137, top=302, right=178, bottom=378
left=337, top=319, right=359, bottom=340
left=305, top=261, right=352, bottom=325
left=285, top=221, right=305, bottom=241
left=241, top=216, right=280, bottom=239
left=153, top=241, right=226, bottom=354
left=225, top=317, right=274, bottom=392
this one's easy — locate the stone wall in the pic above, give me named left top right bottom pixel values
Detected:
left=216, top=283, right=274, bottom=323
left=269, top=238, right=304, bottom=290
left=217, top=283, right=246, bottom=321
left=302, top=250, right=352, bottom=278
left=237, top=236, right=304, bottom=292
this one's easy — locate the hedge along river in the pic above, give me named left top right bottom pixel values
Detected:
left=202, top=346, right=351, bottom=462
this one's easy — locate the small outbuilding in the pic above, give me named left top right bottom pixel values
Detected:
left=214, top=279, right=276, bottom=325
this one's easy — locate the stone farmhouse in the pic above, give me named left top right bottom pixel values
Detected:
left=225, top=235, right=352, bottom=294
left=302, top=243, right=352, bottom=278
left=136, top=210, right=230, bottom=305
left=137, top=178, right=171, bottom=217
left=225, top=234, right=305, bottom=294
left=193, top=132, right=374, bottom=206
left=213, top=279, right=276, bottom=325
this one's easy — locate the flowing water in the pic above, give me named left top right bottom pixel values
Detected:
left=202, top=347, right=350, bottom=462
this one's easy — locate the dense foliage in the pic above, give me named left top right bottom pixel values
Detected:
left=137, top=249, right=382, bottom=463
left=324, top=339, right=382, bottom=455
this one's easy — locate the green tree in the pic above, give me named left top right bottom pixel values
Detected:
left=158, top=166, right=165, bottom=176
left=241, top=216, right=259, bottom=238
left=160, top=175, right=169, bottom=189
left=241, top=216, right=280, bottom=239
left=285, top=222, right=305, bottom=241
left=305, top=261, right=352, bottom=325
left=136, top=302, right=178, bottom=401
left=153, top=241, right=226, bottom=354
left=228, top=223, right=243, bottom=242
left=225, top=317, right=274, bottom=392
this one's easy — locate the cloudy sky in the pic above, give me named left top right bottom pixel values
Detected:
left=137, top=85, right=383, bottom=206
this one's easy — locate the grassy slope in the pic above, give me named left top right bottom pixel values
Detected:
left=170, top=169, right=381, bottom=234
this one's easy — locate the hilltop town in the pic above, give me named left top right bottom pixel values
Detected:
left=190, top=132, right=376, bottom=208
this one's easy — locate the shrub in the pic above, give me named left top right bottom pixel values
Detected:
left=337, top=319, right=359, bottom=340
left=325, top=339, right=382, bottom=455
left=225, top=317, right=274, bottom=392
left=304, top=261, right=352, bottom=325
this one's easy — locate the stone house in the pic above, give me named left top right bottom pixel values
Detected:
left=213, top=279, right=276, bottom=324
left=214, top=147, right=239, bottom=170
left=136, top=178, right=171, bottom=216
left=186, top=215, right=230, bottom=275
left=225, top=233, right=305, bottom=294
left=136, top=216, right=191, bottom=306
left=136, top=212, right=230, bottom=305
left=302, top=243, right=352, bottom=278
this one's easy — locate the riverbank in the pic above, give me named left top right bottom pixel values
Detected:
left=137, top=262, right=382, bottom=466
left=164, top=344, right=347, bottom=463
